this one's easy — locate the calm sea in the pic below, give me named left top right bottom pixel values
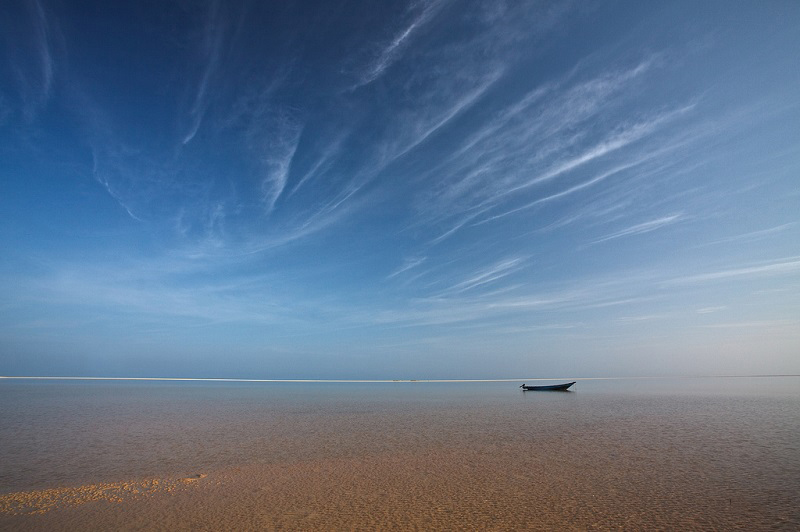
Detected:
left=1, top=376, right=799, bottom=500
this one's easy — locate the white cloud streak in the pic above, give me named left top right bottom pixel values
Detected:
left=9, top=0, right=56, bottom=121
left=694, top=223, right=796, bottom=247
left=591, top=213, right=684, bottom=244
left=261, top=120, right=304, bottom=212
left=507, top=105, right=694, bottom=196
left=387, top=256, right=427, bottom=279
left=286, top=132, right=349, bottom=198
left=32, top=0, right=53, bottom=105
left=696, top=306, right=726, bottom=314
left=90, top=147, right=144, bottom=222
left=354, top=0, right=445, bottom=88
left=474, top=158, right=648, bottom=225
left=183, top=3, right=226, bottom=144
left=391, top=68, right=504, bottom=162
left=697, top=320, right=798, bottom=330
left=438, top=257, right=525, bottom=295
left=664, top=257, right=800, bottom=286
left=409, top=57, right=695, bottom=246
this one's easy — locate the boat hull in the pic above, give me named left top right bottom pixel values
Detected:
left=520, top=381, right=575, bottom=391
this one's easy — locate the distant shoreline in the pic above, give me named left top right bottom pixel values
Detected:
left=1, top=375, right=798, bottom=383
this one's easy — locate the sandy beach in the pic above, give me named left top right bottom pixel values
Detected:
left=2, top=440, right=797, bottom=530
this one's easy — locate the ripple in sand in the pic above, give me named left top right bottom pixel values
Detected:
left=0, top=474, right=207, bottom=516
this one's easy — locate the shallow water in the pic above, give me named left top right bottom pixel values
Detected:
left=1, top=377, right=799, bottom=528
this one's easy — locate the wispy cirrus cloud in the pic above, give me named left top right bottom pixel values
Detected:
left=2, top=0, right=56, bottom=121
left=694, top=223, right=796, bottom=248
left=369, top=278, right=632, bottom=329
left=11, top=265, right=298, bottom=327
left=428, top=206, right=492, bottom=245
left=663, top=257, right=800, bottom=286
left=352, top=0, right=446, bottom=88
left=437, top=257, right=525, bottom=296
left=236, top=183, right=367, bottom=256
left=387, top=256, right=427, bottom=279
left=408, top=57, right=694, bottom=246
left=390, top=68, right=504, bottom=162
left=615, top=314, right=670, bottom=323
left=91, top=152, right=144, bottom=222
left=591, top=213, right=685, bottom=244
left=30, top=0, right=53, bottom=107
left=696, top=319, right=799, bottom=330
left=436, top=58, right=656, bottom=178
left=259, top=118, right=304, bottom=212
left=82, top=103, right=153, bottom=224
left=353, top=1, right=574, bottom=174
left=182, top=1, right=228, bottom=145
left=474, top=157, right=651, bottom=225
left=286, top=132, right=350, bottom=199
left=506, top=104, right=694, bottom=196
left=696, top=306, right=726, bottom=314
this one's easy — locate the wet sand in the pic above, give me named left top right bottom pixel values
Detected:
left=2, top=440, right=797, bottom=530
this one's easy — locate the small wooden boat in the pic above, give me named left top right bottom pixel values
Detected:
left=520, top=381, right=575, bottom=391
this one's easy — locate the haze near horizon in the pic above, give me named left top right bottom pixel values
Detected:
left=1, top=0, right=799, bottom=379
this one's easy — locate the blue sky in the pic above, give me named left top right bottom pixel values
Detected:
left=1, top=0, right=799, bottom=379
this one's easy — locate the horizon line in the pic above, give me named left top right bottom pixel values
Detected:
left=1, top=374, right=798, bottom=383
